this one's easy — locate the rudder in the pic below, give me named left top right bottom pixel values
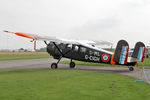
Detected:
left=113, top=40, right=129, bottom=64
left=132, top=42, right=145, bottom=62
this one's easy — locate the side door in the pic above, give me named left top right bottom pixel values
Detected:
left=69, top=45, right=80, bottom=59
left=77, top=46, right=87, bottom=61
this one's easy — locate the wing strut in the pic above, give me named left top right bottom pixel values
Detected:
left=52, top=42, right=64, bottom=57
left=44, top=41, right=48, bottom=46
left=64, top=49, right=72, bottom=55
left=52, top=42, right=73, bottom=57
left=51, top=42, right=74, bottom=69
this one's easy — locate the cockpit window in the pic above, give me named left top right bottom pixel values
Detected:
left=80, top=47, right=86, bottom=53
left=59, top=43, right=66, bottom=49
left=51, top=45, right=55, bottom=49
left=74, top=45, right=79, bottom=51
left=89, top=50, right=93, bottom=55
left=48, top=42, right=55, bottom=50
left=67, top=44, right=72, bottom=49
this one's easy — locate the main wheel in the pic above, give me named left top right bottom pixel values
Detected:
left=51, top=63, right=58, bottom=69
left=129, top=67, right=134, bottom=71
left=70, top=62, right=75, bottom=68
left=146, top=55, right=149, bottom=58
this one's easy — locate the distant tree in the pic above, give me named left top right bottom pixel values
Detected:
left=24, top=49, right=28, bottom=52
left=20, top=48, right=24, bottom=50
left=36, top=47, right=46, bottom=52
left=19, top=48, right=24, bottom=52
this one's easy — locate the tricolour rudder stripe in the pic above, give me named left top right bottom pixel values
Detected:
left=132, top=42, right=145, bottom=62
left=119, top=46, right=129, bottom=64
left=137, top=47, right=142, bottom=60
left=113, top=40, right=129, bottom=65
left=141, top=47, right=145, bottom=62
left=125, top=46, right=129, bottom=64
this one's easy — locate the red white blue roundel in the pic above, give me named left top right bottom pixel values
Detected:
left=101, top=54, right=110, bottom=62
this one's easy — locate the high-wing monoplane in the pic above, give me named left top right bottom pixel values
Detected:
left=4, top=31, right=145, bottom=71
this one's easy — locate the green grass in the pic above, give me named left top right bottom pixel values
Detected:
left=0, top=52, right=50, bottom=61
left=0, top=69, right=150, bottom=100
left=139, top=57, right=150, bottom=66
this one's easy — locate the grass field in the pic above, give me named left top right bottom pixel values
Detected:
left=0, top=69, right=150, bottom=100
left=0, top=52, right=50, bottom=61
left=61, top=57, right=150, bottom=67
left=138, top=58, right=150, bottom=66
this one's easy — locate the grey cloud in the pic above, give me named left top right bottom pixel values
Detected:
left=84, top=17, right=118, bottom=29
left=126, top=0, right=150, bottom=7
left=1, top=0, right=150, bottom=49
left=72, top=17, right=118, bottom=33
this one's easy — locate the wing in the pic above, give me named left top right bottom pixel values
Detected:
left=4, top=30, right=113, bottom=54
left=4, top=30, right=78, bottom=44
left=81, top=40, right=113, bottom=46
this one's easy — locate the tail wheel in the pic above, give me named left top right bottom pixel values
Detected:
left=129, top=67, right=134, bottom=71
left=70, top=62, right=75, bottom=68
left=51, top=63, right=58, bottom=69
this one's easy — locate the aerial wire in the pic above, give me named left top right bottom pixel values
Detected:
left=143, top=67, right=150, bottom=84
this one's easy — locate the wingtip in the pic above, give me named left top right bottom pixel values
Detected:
left=3, top=30, right=8, bottom=32
left=3, top=30, right=15, bottom=34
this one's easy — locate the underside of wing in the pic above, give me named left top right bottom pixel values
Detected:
left=4, top=30, right=113, bottom=54
left=4, top=30, right=78, bottom=44
left=4, top=31, right=112, bottom=45
left=83, top=40, right=113, bottom=46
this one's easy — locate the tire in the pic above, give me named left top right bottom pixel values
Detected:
left=70, top=62, right=75, bottom=68
left=146, top=55, right=149, bottom=58
left=51, top=63, right=58, bottom=69
left=129, top=67, right=134, bottom=71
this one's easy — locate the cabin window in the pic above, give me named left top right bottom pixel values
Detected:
left=80, top=47, right=86, bottom=53
left=59, top=43, right=66, bottom=49
left=74, top=45, right=79, bottom=51
left=89, top=50, right=93, bottom=55
left=51, top=45, right=55, bottom=49
left=49, top=42, right=55, bottom=50
left=67, top=44, right=72, bottom=49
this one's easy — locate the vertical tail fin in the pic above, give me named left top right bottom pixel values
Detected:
left=113, top=40, right=129, bottom=64
left=132, top=42, right=145, bottom=62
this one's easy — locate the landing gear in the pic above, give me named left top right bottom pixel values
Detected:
left=69, top=59, right=75, bottom=68
left=50, top=42, right=74, bottom=69
left=70, top=61, right=75, bottom=68
left=51, top=57, right=62, bottom=69
left=51, top=63, right=58, bottom=69
left=129, top=67, right=134, bottom=71
left=51, top=59, right=76, bottom=69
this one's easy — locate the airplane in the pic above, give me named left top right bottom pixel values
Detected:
left=4, top=30, right=145, bottom=71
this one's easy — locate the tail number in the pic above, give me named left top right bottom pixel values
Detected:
left=85, top=55, right=100, bottom=62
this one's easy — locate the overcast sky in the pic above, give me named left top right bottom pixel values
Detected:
left=0, top=0, right=150, bottom=50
